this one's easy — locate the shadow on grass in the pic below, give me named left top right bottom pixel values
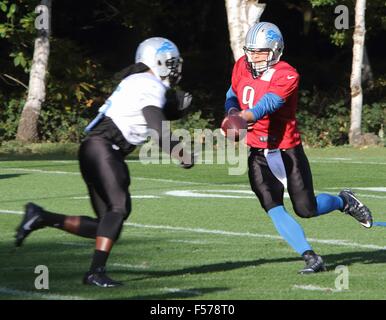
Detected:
left=0, top=174, right=27, bottom=180
left=322, top=249, right=386, bottom=270
left=8, top=242, right=386, bottom=279
left=112, top=249, right=386, bottom=281
left=127, top=287, right=230, bottom=300
left=5, top=239, right=386, bottom=299
left=0, top=194, right=89, bottom=205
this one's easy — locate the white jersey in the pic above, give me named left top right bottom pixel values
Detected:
left=102, top=72, right=167, bottom=145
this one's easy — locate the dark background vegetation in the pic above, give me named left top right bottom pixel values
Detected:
left=0, top=0, right=385, bottom=146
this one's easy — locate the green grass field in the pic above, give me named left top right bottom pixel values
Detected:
left=0, top=146, right=385, bottom=300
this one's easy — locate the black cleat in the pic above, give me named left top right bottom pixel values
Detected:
left=83, top=267, right=123, bottom=288
left=15, top=203, right=45, bottom=247
left=339, top=189, right=373, bottom=228
left=299, top=251, right=327, bottom=274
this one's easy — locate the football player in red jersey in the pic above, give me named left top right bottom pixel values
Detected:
left=225, top=22, right=373, bottom=273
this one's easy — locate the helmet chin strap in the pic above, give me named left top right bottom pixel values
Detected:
left=247, top=50, right=276, bottom=78
left=148, top=68, right=171, bottom=87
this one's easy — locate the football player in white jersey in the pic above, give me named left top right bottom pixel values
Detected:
left=15, top=37, right=193, bottom=287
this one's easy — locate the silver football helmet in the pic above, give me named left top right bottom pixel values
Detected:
left=244, top=22, right=284, bottom=78
left=135, top=37, right=182, bottom=87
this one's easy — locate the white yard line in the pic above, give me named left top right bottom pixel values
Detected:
left=293, top=284, right=346, bottom=293
left=309, top=160, right=386, bottom=165
left=1, top=209, right=385, bottom=251
left=1, top=166, right=384, bottom=196
left=58, top=241, right=92, bottom=247
left=0, top=287, right=87, bottom=300
left=71, top=195, right=161, bottom=199
left=327, top=187, right=386, bottom=192
left=0, top=167, right=247, bottom=187
left=162, top=287, right=201, bottom=295
left=0, top=209, right=23, bottom=215
left=168, top=239, right=209, bottom=245
left=111, top=263, right=149, bottom=270
left=0, top=167, right=79, bottom=175
left=124, top=222, right=386, bottom=251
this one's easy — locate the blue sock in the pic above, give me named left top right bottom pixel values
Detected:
left=315, top=194, right=344, bottom=216
left=267, top=206, right=312, bottom=255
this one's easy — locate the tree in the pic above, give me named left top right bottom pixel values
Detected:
left=16, top=0, right=51, bottom=142
left=225, top=0, right=266, bottom=61
left=349, top=0, right=366, bottom=145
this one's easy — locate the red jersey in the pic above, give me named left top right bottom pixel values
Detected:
left=231, top=57, right=302, bottom=149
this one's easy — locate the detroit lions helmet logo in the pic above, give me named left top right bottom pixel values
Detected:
left=156, top=41, right=175, bottom=54
left=266, top=30, right=281, bottom=42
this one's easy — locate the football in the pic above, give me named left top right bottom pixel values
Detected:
left=220, top=114, right=248, bottom=141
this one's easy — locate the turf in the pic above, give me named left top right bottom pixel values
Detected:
left=0, top=146, right=385, bottom=300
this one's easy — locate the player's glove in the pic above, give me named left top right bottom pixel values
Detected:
left=164, top=89, right=193, bottom=120
left=176, top=90, right=193, bottom=112
left=180, top=152, right=195, bottom=169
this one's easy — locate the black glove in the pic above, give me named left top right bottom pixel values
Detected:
left=163, top=88, right=193, bottom=120
left=175, top=90, right=193, bottom=112
left=180, top=152, right=194, bottom=169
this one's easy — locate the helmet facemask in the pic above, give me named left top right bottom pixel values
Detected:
left=161, top=56, right=183, bottom=87
left=243, top=47, right=273, bottom=78
left=243, top=22, right=284, bottom=79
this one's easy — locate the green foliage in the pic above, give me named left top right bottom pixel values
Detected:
left=297, top=90, right=350, bottom=147
left=362, top=102, right=385, bottom=136
left=309, top=0, right=386, bottom=47
left=330, top=31, right=346, bottom=47
left=297, top=88, right=385, bottom=147
left=172, top=110, right=214, bottom=136
left=0, top=97, right=24, bottom=143
left=0, top=0, right=384, bottom=147
left=310, top=0, right=337, bottom=6
left=37, top=39, right=116, bottom=142
left=0, top=140, right=79, bottom=158
left=0, top=0, right=35, bottom=72
left=38, top=105, right=89, bottom=143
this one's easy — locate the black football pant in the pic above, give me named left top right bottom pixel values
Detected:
left=248, top=143, right=317, bottom=218
left=78, top=136, right=132, bottom=241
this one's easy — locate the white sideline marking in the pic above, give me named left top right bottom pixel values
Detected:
left=168, top=239, right=209, bottom=245
left=135, top=177, right=249, bottom=188
left=355, top=187, right=386, bottom=192
left=0, top=167, right=79, bottom=175
left=0, top=287, right=87, bottom=300
left=310, top=160, right=386, bottom=165
left=163, top=288, right=201, bottom=295
left=165, top=189, right=290, bottom=199
left=125, top=222, right=386, bottom=251
left=3, top=166, right=384, bottom=196
left=2, top=210, right=386, bottom=251
left=293, top=285, right=344, bottom=293
left=50, top=161, right=76, bottom=163
left=71, top=195, right=160, bottom=200
left=135, top=177, right=206, bottom=185
left=112, top=263, right=149, bottom=270
left=317, top=157, right=352, bottom=161
left=327, top=187, right=386, bottom=193
left=355, top=194, right=386, bottom=199
left=1, top=157, right=385, bottom=165
left=165, top=190, right=255, bottom=199
left=0, top=167, right=249, bottom=187
left=0, top=209, right=23, bottom=215
left=58, top=241, right=91, bottom=247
